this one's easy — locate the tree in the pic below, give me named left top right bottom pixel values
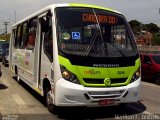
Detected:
left=129, top=20, right=141, bottom=33
left=152, top=33, right=160, bottom=45
left=146, top=23, right=160, bottom=33
left=129, top=20, right=160, bottom=45
left=0, top=33, right=10, bottom=41
left=129, top=20, right=160, bottom=34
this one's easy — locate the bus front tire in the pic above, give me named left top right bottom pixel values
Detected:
left=45, top=88, right=58, bottom=114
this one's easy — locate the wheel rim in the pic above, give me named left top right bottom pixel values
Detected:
left=17, top=70, right=19, bottom=82
left=46, top=90, right=54, bottom=106
left=17, top=76, right=20, bottom=82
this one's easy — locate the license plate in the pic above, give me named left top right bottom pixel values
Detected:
left=99, top=99, right=114, bottom=105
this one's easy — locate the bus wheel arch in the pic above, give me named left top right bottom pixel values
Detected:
left=43, top=78, right=57, bottom=113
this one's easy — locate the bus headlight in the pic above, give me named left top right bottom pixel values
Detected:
left=61, top=66, right=80, bottom=84
left=130, top=68, right=141, bottom=83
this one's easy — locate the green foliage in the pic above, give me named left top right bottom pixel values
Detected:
left=146, top=23, right=160, bottom=33
left=129, top=20, right=160, bottom=45
left=129, top=20, right=160, bottom=34
left=129, top=20, right=141, bottom=27
left=129, top=20, right=141, bottom=33
left=152, top=34, right=160, bottom=45
left=0, top=34, right=10, bottom=41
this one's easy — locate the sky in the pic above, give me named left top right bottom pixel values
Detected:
left=0, top=0, right=160, bottom=34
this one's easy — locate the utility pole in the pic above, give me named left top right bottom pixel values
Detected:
left=14, top=10, right=17, bottom=23
left=3, top=22, right=10, bottom=40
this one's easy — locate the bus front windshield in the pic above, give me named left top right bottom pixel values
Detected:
left=56, top=7, right=138, bottom=58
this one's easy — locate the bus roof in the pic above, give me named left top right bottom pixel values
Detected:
left=69, top=3, right=121, bottom=14
left=12, top=3, right=122, bottom=28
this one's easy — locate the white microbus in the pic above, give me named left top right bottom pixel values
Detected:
left=9, top=3, right=141, bottom=113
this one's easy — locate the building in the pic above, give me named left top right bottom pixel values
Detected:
left=135, top=31, right=153, bottom=45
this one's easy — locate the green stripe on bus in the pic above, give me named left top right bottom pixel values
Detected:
left=69, top=3, right=121, bottom=14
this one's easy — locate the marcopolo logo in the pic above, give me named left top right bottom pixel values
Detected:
left=104, top=78, right=111, bottom=86
left=84, top=69, right=101, bottom=75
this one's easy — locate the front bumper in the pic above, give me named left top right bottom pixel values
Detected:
left=55, top=78, right=141, bottom=107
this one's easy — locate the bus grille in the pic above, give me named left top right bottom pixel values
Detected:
left=83, top=78, right=127, bottom=84
left=87, top=90, right=125, bottom=99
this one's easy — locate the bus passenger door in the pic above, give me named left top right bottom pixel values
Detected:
left=38, top=12, right=54, bottom=90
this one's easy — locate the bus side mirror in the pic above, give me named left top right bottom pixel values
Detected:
left=40, top=11, right=52, bottom=32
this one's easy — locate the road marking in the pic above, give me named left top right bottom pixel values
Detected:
left=12, top=94, right=26, bottom=105
left=141, top=81, right=160, bottom=88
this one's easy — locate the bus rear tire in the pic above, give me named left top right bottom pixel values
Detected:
left=4, top=61, right=7, bottom=67
left=15, top=66, right=21, bottom=84
left=45, top=87, right=58, bottom=114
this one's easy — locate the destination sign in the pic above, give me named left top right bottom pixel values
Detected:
left=82, top=13, right=118, bottom=24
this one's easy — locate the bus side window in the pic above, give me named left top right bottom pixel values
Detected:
left=13, top=29, right=16, bottom=47
left=15, top=25, right=22, bottom=48
left=21, top=22, right=29, bottom=48
left=26, top=18, right=37, bottom=50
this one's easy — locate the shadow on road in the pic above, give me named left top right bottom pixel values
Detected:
left=0, top=83, right=8, bottom=90
left=12, top=76, right=45, bottom=104
left=142, top=78, right=160, bottom=85
left=56, top=101, right=146, bottom=120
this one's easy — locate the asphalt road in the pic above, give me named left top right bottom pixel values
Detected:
left=0, top=64, right=160, bottom=120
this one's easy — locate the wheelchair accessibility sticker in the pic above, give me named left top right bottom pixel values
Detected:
left=72, top=32, right=81, bottom=40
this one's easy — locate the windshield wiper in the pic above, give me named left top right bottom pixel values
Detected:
left=111, top=43, right=126, bottom=57
left=83, top=29, right=98, bottom=57
left=83, top=9, right=108, bottom=57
